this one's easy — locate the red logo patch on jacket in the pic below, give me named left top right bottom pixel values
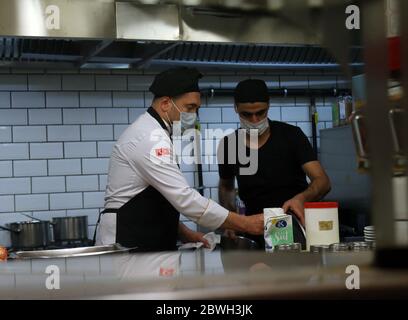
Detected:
left=159, top=267, right=175, bottom=276
left=155, top=147, right=170, bottom=157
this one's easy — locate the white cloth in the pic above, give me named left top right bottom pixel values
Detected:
left=178, top=232, right=220, bottom=252
left=96, top=110, right=229, bottom=245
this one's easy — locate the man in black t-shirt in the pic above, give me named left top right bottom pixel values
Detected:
left=217, top=79, right=331, bottom=246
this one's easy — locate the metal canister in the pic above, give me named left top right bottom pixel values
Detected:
left=329, top=243, right=350, bottom=252
left=291, top=243, right=302, bottom=252
left=275, top=244, right=293, bottom=251
left=349, top=241, right=371, bottom=251
left=310, top=245, right=330, bottom=253
left=276, top=243, right=302, bottom=252
left=52, top=216, right=88, bottom=242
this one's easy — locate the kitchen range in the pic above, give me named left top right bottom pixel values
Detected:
left=0, top=0, right=407, bottom=301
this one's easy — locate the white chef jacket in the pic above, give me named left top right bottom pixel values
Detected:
left=95, top=108, right=229, bottom=245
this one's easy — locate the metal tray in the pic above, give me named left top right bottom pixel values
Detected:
left=12, top=244, right=137, bottom=259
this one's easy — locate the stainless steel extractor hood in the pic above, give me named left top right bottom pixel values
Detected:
left=0, top=0, right=362, bottom=70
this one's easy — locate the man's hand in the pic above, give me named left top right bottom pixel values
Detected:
left=182, top=230, right=210, bottom=248
left=178, top=222, right=210, bottom=248
left=282, top=195, right=305, bottom=226
left=244, top=214, right=264, bottom=235
left=223, top=229, right=237, bottom=239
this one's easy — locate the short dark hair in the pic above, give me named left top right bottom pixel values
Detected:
left=234, top=79, right=269, bottom=104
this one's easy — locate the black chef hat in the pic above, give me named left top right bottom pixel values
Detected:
left=149, top=67, right=203, bottom=97
left=234, top=79, right=270, bottom=103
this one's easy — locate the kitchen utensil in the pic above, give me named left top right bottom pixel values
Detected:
left=220, top=235, right=260, bottom=251
left=11, top=243, right=138, bottom=259
left=350, top=110, right=370, bottom=170
left=52, top=216, right=88, bottom=242
left=1, top=221, right=53, bottom=250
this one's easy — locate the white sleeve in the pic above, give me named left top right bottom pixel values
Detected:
left=123, top=134, right=229, bottom=230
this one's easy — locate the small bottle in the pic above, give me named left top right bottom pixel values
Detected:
left=332, top=100, right=340, bottom=127
left=338, top=96, right=347, bottom=126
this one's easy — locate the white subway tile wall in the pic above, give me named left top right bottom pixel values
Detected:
left=0, top=196, right=14, bottom=212
left=13, top=160, right=47, bottom=177
left=66, top=175, right=99, bottom=192
left=46, top=92, right=79, bottom=109
left=0, top=161, right=12, bottom=177
left=28, top=75, right=61, bottom=91
left=0, top=69, right=344, bottom=238
left=64, top=142, right=97, bottom=158
left=13, top=126, right=47, bottom=142
left=0, top=126, right=12, bottom=142
left=12, top=92, right=45, bottom=108
left=0, top=92, right=10, bottom=108
left=0, top=110, right=28, bottom=125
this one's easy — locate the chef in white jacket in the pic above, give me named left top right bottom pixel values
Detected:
left=95, top=67, right=263, bottom=251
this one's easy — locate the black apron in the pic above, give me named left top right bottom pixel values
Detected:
left=94, top=107, right=180, bottom=252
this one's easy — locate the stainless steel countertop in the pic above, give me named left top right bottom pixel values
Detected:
left=1, top=247, right=407, bottom=299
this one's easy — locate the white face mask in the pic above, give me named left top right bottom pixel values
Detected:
left=170, top=100, right=197, bottom=131
left=239, top=116, right=269, bottom=135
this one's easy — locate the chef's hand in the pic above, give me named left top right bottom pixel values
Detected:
left=183, top=230, right=211, bottom=248
left=244, top=214, right=264, bottom=235
left=223, top=229, right=237, bottom=239
left=282, top=195, right=305, bottom=226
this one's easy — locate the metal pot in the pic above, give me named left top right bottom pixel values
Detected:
left=0, top=221, right=53, bottom=250
left=220, top=235, right=260, bottom=251
left=52, top=216, right=88, bottom=242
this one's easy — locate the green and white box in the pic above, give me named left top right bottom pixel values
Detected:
left=264, top=208, right=294, bottom=252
